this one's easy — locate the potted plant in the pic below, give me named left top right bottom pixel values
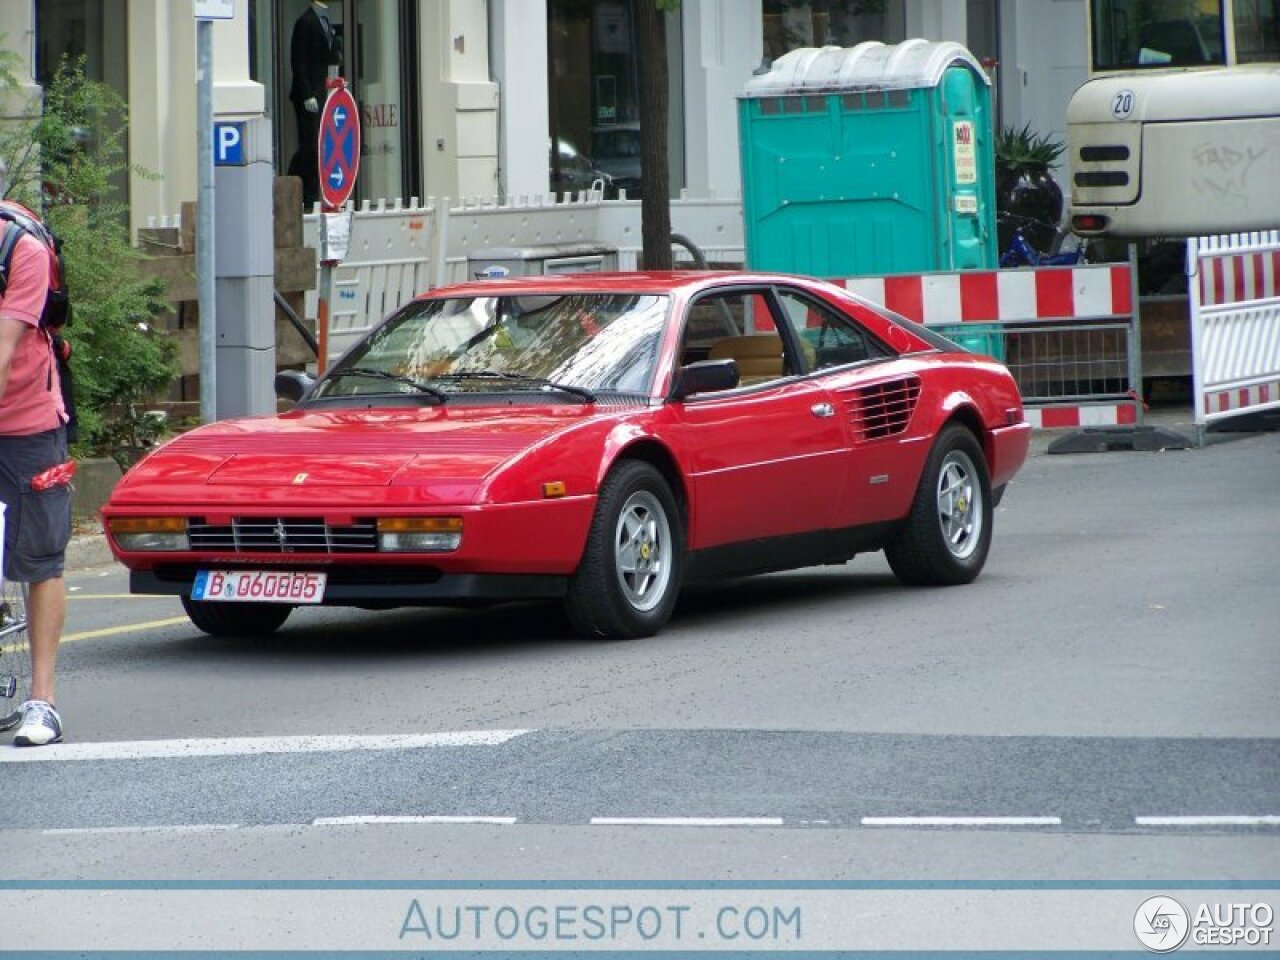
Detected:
left=994, top=123, right=1066, bottom=258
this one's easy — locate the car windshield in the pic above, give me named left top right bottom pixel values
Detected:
left=1090, top=0, right=1227, bottom=69
left=313, top=292, right=669, bottom=401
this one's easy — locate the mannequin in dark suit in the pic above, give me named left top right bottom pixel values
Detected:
left=287, top=1, right=342, bottom=204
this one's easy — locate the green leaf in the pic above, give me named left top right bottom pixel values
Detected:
left=995, top=122, right=1064, bottom=174
left=0, top=47, right=179, bottom=455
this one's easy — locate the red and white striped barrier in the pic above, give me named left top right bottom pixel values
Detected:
left=831, top=263, right=1141, bottom=429
left=837, top=264, right=1133, bottom=325
left=1022, top=405, right=1138, bottom=429
left=1204, top=379, right=1280, bottom=416
left=1196, top=247, right=1280, bottom=307
left=1189, top=231, right=1280, bottom=440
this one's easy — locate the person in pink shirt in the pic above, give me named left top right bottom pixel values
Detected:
left=0, top=206, right=69, bottom=747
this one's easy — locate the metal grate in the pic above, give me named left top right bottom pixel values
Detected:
left=1004, top=323, right=1132, bottom=403
left=843, top=377, right=921, bottom=442
left=187, top=517, right=378, bottom=554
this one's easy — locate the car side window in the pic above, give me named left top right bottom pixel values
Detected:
left=774, top=290, right=891, bottom=372
left=681, top=291, right=800, bottom=388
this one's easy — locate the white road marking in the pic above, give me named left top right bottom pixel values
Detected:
left=42, top=824, right=239, bottom=836
left=590, top=817, right=786, bottom=827
left=23, top=815, right=1280, bottom=835
left=0, top=730, right=531, bottom=764
left=861, top=816, right=1063, bottom=827
left=313, top=815, right=518, bottom=826
left=1135, top=815, right=1280, bottom=826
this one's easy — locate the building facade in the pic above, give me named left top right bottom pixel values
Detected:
left=2, top=0, right=1088, bottom=236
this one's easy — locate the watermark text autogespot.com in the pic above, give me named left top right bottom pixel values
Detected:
left=398, top=899, right=803, bottom=947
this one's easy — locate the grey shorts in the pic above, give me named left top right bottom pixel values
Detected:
left=0, top=427, right=72, bottom=584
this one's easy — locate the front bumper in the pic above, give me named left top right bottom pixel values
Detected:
left=106, top=495, right=598, bottom=577
left=132, top=566, right=567, bottom=604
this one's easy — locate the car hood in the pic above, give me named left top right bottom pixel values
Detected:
left=111, top=405, right=594, bottom=506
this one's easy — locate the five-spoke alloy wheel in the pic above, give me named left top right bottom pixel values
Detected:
left=566, top=460, right=684, bottom=639
left=886, top=423, right=993, bottom=586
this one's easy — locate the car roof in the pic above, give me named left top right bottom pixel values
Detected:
left=421, top=271, right=832, bottom=300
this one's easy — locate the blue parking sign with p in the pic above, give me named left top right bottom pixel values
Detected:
left=214, top=122, right=245, bottom=165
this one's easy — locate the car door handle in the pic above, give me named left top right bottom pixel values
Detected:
left=810, top=402, right=835, bottom=418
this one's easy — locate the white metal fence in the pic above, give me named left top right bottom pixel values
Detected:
left=1188, top=230, right=1280, bottom=442
left=303, top=192, right=745, bottom=361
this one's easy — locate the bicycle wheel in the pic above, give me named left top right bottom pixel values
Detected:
left=0, top=579, right=30, bottom=732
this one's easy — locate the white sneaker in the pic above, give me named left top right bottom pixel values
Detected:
left=14, top=700, right=63, bottom=746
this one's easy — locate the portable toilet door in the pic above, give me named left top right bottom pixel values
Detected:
left=938, top=58, right=996, bottom=272
left=738, top=39, right=997, bottom=277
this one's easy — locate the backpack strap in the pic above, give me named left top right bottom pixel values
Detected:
left=0, top=220, right=26, bottom=297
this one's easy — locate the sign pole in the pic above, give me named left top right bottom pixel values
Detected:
left=317, top=262, right=332, bottom=374
left=195, top=16, right=217, bottom=421
left=315, top=73, right=360, bottom=375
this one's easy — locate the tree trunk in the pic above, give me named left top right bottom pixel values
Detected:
left=635, top=1, right=672, bottom=270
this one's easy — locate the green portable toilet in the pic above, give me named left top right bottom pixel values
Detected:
left=739, top=39, right=997, bottom=276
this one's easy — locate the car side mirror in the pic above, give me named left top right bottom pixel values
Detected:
left=274, top=369, right=316, bottom=403
left=672, top=359, right=739, bottom=400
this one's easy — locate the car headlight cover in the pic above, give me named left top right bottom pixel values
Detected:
left=377, top=517, right=463, bottom=552
left=108, top=516, right=189, bottom=552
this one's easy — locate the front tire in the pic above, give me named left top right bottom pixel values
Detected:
left=565, top=460, right=683, bottom=639
left=181, top=597, right=293, bottom=637
left=886, top=423, right=993, bottom=586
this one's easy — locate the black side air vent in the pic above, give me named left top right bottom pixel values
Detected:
left=844, top=377, right=922, bottom=443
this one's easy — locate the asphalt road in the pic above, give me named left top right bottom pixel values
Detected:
left=4, top=419, right=1278, bottom=881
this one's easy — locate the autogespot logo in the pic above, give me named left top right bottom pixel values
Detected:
left=1135, top=896, right=1191, bottom=952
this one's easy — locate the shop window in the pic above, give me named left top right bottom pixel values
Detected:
left=35, top=0, right=130, bottom=208
left=256, top=0, right=419, bottom=207
left=763, top=0, right=906, bottom=62
left=548, top=0, right=683, bottom=200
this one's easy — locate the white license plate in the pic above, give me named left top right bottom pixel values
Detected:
left=192, top=570, right=326, bottom=604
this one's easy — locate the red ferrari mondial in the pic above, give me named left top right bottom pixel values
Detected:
left=102, top=272, right=1030, bottom=640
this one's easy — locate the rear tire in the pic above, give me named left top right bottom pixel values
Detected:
left=565, top=460, right=683, bottom=640
left=886, top=423, right=993, bottom=586
left=181, top=596, right=292, bottom=637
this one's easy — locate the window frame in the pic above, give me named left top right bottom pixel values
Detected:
left=768, top=286, right=897, bottom=377
left=671, top=284, right=812, bottom=399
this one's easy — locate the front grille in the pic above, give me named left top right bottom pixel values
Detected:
left=843, top=377, right=921, bottom=443
left=188, top=517, right=378, bottom=554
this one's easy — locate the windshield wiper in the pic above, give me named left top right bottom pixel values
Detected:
left=433, top=370, right=596, bottom=403
left=325, top=367, right=447, bottom=401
